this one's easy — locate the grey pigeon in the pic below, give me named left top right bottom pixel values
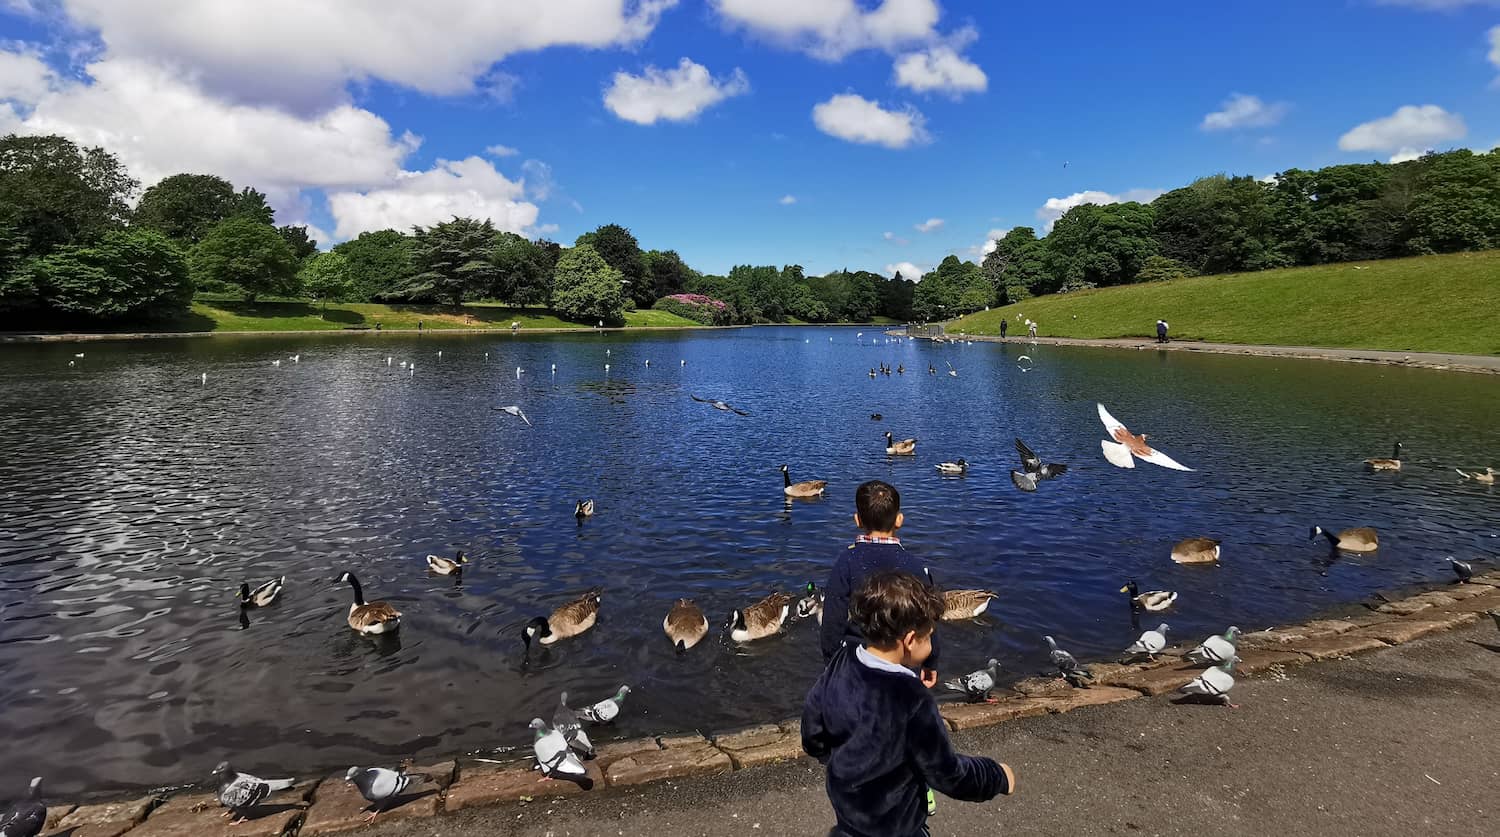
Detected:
left=344, top=766, right=426, bottom=824
left=211, top=761, right=295, bottom=824
left=530, top=718, right=586, bottom=779
left=1015, top=438, right=1068, bottom=481
left=578, top=685, right=631, bottom=724
left=494, top=406, right=532, bottom=426
left=1126, top=624, right=1170, bottom=659
left=1186, top=627, right=1240, bottom=665
left=944, top=659, right=1001, bottom=703
left=1044, top=635, right=1093, bottom=688
left=0, top=777, right=45, bottom=837
left=553, top=692, right=595, bottom=758
left=1010, top=470, right=1039, bottom=492
left=1448, top=557, right=1474, bottom=583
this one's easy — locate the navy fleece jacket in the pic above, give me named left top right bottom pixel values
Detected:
left=820, top=541, right=941, bottom=670
left=802, top=645, right=1009, bottom=837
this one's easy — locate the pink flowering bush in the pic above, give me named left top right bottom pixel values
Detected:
left=653, top=293, right=732, bottom=325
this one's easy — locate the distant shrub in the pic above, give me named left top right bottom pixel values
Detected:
left=1136, top=255, right=1194, bottom=283
left=653, top=293, right=730, bottom=325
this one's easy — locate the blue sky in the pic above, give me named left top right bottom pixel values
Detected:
left=1, top=1, right=1496, bottom=278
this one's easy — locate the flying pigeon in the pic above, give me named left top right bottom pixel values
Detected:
left=1097, top=404, right=1193, bottom=471
left=1010, top=470, right=1040, bottom=493
left=1448, top=557, right=1474, bottom=583
left=578, top=685, right=631, bottom=724
left=1186, top=627, right=1241, bottom=665
left=1126, top=623, right=1170, bottom=659
left=494, top=406, right=532, bottom=426
left=530, top=719, right=587, bottom=780
left=1015, top=438, right=1067, bottom=481
left=344, top=766, right=426, bottom=824
left=0, top=777, right=45, bottom=837
left=944, top=659, right=1001, bottom=703
left=690, top=394, right=749, bottom=416
left=1179, top=656, right=1240, bottom=707
left=553, top=692, right=596, bottom=758
left=210, top=761, right=295, bottom=824
left=1044, top=635, right=1093, bottom=688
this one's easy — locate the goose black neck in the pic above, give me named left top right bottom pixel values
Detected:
left=1319, top=528, right=1339, bottom=546
left=345, top=575, right=366, bottom=605
left=783, top=469, right=792, bottom=488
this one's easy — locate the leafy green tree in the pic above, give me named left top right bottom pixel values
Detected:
left=278, top=225, right=318, bottom=263
left=1136, top=255, right=1193, bottom=283
left=233, top=188, right=276, bottom=226
left=1403, top=150, right=1500, bottom=254
left=332, top=229, right=413, bottom=301
left=0, top=134, right=137, bottom=256
left=299, top=251, right=353, bottom=311
left=876, top=271, right=915, bottom=320
left=576, top=224, right=649, bottom=307
left=191, top=216, right=300, bottom=301
left=0, top=222, right=36, bottom=312
left=1045, top=201, right=1158, bottom=288
left=1153, top=175, right=1282, bottom=274
left=644, top=249, right=696, bottom=298
left=388, top=217, right=500, bottom=306
left=551, top=243, right=625, bottom=324
left=982, top=227, right=1051, bottom=303
left=26, top=229, right=192, bottom=319
left=492, top=232, right=553, bottom=305
left=133, top=174, right=242, bottom=243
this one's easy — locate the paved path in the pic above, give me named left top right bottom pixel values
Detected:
left=368, top=623, right=1500, bottom=837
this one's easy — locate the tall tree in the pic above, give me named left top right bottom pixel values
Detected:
left=190, top=216, right=299, bottom=302
left=332, top=229, right=413, bottom=301
left=0, top=134, right=137, bottom=257
left=1152, top=175, right=1282, bottom=274
left=133, top=173, right=241, bottom=243
left=390, top=217, right=500, bottom=306
left=1403, top=150, right=1500, bottom=254
left=982, top=227, right=1051, bottom=302
left=298, top=251, right=353, bottom=311
left=277, top=225, right=318, bottom=263
left=1044, top=201, right=1158, bottom=289
left=644, top=249, right=695, bottom=298
left=576, top=224, right=650, bottom=307
left=491, top=232, right=553, bottom=305
left=551, top=243, right=625, bottom=324
left=233, top=187, right=276, bottom=226
left=26, top=229, right=192, bottom=320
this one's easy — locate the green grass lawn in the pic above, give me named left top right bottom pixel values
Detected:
left=139, top=300, right=701, bottom=333
left=947, top=250, right=1500, bottom=356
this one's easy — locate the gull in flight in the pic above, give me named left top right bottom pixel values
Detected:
left=494, top=406, right=532, bottom=426
left=690, top=394, right=750, bottom=416
left=1097, top=404, right=1193, bottom=471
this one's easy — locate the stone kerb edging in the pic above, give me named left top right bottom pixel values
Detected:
left=35, top=573, right=1500, bottom=837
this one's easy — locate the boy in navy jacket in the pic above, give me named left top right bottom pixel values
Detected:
left=803, top=571, right=1014, bottom=837
left=821, top=480, right=941, bottom=686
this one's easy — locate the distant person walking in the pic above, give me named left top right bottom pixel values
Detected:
left=1000, top=318, right=1008, bottom=340
left=1156, top=319, right=1169, bottom=344
left=1028, top=321, right=1037, bottom=340
left=417, top=320, right=424, bottom=333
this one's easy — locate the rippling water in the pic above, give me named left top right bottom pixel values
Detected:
left=0, top=328, right=1495, bottom=795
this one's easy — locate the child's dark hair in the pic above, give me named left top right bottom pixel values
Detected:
left=851, top=570, right=944, bottom=647
left=855, top=480, right=901, bottom=532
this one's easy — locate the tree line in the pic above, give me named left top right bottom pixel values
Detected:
left=1, top=131, right=1495, bottom=328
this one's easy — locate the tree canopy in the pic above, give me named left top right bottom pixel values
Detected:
left=190, top=216, right=300, bottom=302
left=26, top=229, right=192, bottom=320
left=551, top=243, right=625, bottom=324
left=0, top=134, right=137, bottom=258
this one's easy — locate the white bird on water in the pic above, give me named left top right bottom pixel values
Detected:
left=290, top=354, right=300, bottom=363
left=74, top=352, right=85, bottom=358
left=644, top=359, right=651, bottom=368
left=68, top=360, right=75, bottom=367
left=551, top=364, right=557, bottom=375
left=681, top=359, right=686, bottom=366
left=386, top=357, right=392, bottom=366
left=606, top=349, right=611, bottom=356
left=200, top=372, right=207, bottom=386
left=604, top=363, right=611, bottom=373
left=436, top=350, right=442, bottom=359
left=516, top=366, right=524, bottom=380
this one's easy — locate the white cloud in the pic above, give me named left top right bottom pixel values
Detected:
left=603, top=58, right=749, bottom=125
left=1387, top=148, right=1427, bottom=163
left=1489, top=25, right=1500, bottom=79
left=1258, top=173, right=1280, bottom=184
left=712, top=0, right=941, bottom=59
left=1036, top=188, right=1165, bottom=232
left=893, top=46, right=986, bottom=97
left=520, top=159, right=556, bottom=201
left=0, top=48, right=55, bottom=103
left=1338, top=104, right=1467, bottom=153
left=812, top=93, right=928, bottom=149
left=779, top=194, right=797, bottom=205
left=978, top=227, right=1007, bottom=257
left=1372, top=1, right=1500, bottom=8
left=885, top=261, right=927, bottom=280
left=1200, top=93, right=1288, bottom=131
left=36, top=0, right=681, bottom=110
left=914, top=217, right=944, bottom=233
left=882, top=230, right=910, bottom=245
left=327, top=156, right=540, bottom=239
left=485, top=144, right=520, bottom=158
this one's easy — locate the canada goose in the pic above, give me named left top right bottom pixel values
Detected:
left=1097, top=404, right=1193, bottom=471
left=897, top=364, right=905, bottom=374
left=1365, top=442, right=1402, bottom=471
left=335, top=572, right=402, bottom=635
left=575, top=499, right=595, bottom=520
left=795, top=582, right=824, bottom=623
left=237, top=576, right=285, bottom=608
left=884, top=432, right=917, bottom=456
left=782, top=465, right=828, bottom=498
left=928, top=364, right=936, bottom=375
left=870, top=413, right=883, bottom=421
left=869, top=368, right=877, bottom=378
left=941, top=589, right=998, bottom=620
left=1456, top=467, right=1496, bottom=484
left=936, top=459, right=968, bottom=475
left=522, top=588, right=602, bottom=650
left=425, top=550, right=469, bottom=575
left=663, top=598, right=709, bottom=651
left=1171, top=538, right=1222, bottom=565
left=1121, top=579, right=1177, bottom=611
left=727, top=592, right=793, bottom=642
left=1309, top=526, right=1379, bottom=553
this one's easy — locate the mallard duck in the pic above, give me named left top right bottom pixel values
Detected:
left=335, top=572, right=401, bottom=635
left=941, top=589, right=998, bottom=620
left=870, top=413, right=883, bottom=421
left=663, top=598, right=709, bottom=651
left=425, top=550, right=468, bottom=575
left=1365, top=441, right=1402, bottom=471
left=237, top=577, right=285, bottom=608
left=795, top=582, right=824, bottom=623
left=727, top=592, right=793, bottom=642
left=1456, top=467, right=1496, bottom=484
left=1310, top=526, right=1379, bottom=553
left=1171, top=538, right=1222, bottom=565
left=936, top=459, right=968, bottom=475
left=1126, top=623, right=1170, bottom=659
left=522, top=588, right=602, bottom=651
left=575, top=499, right=595, bottom=520
left=1179, top=656, right=1240, bottom=707
left=1186, top=626, right=1240, bottom=665
left=1121, top=579, right=1177, bottom=611
left=782, top=465, right=828, bottom=498
left=884, top=432, right=917, bottom=456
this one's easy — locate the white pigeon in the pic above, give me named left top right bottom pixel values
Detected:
left=1186, top=627, right=1241, bottom=665
left=530, top=719, right=586, bottom=780
left=211, top=761, right=295, bottom=824
left=1126, top=623, right=1170, bottom=659
left=578, top=685, right=631, bottom=724
left=495, top=406, right=531, bottom=426
left=553, top=692, right=595, bottom=758
left=1179, top=656, right=1240, bottom=707
left=1097, top=403, right=1193, bottom=471
left=344, top=766, right=424, bottom=824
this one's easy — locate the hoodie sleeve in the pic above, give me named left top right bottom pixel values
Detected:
left=801, top=662, right=835, bottom=763
left=820, top=553, right=852, bottom=662
left=907, top=695, right=1008, bottom=802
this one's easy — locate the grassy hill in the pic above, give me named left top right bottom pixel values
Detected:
left=947, top=250, right=1500, bottom=356
left=142, top=299, right=701, bottom=333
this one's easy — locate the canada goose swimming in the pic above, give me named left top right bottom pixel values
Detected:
left=663, top=598, right=709, bottom=651
left=936, top=459, right=968, bottom=475
left=727, top=592, right=793, bottom=642
left=522, top=588, right=602, bottom=650
left=870, top=413, right=883, bottom=421
left=1310, top=526, right=1379, bottom=553
left=1121, top=579, right=1177, bottom=611
left=897, top=364, right=905, bottom=374
left=1171, top=538, right=1222, bottom=565
left=1456, top=467, right=1496, bottom=484
left=1365, top=441, right=1402, bottom=471
left=941, top=589, right=998, bottom=620
left=869, top=368, right=877, bottom=378
left=425, top=550, right=469, bottom=575
left=334, top=572, right=401, bottom=635
left=575, top=499, right=595, bottom=520
left=781, top=465, right=828, bottom=498
left=237, top=576, right=285, bottom=608
left=884, top=432, right=917, bottom=456
left=795, top=582, right=824, bottom=623
left=1097, top=404, right=1193, bottom=471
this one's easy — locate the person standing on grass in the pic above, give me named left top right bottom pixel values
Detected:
left=1028, top=320, right=1038, bottom=339
left=1156, top=319, right=1168, bottom=344
left=1000, top=318, right=1008, bottom=340
left=804, top=571, right=1016, bottom=837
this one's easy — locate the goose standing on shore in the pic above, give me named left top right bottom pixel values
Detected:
left=1365, top=442, right=1403, bottom=471
left=663, top=598, right=709, bottom=650
left=781, top=465, right=828, bottom=498
left=334, top=573, right=401, bottom=635
left=522, top=589, right=602, bottom=651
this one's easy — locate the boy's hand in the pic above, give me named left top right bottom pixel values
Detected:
left=920, top=668, right=938, bottom=689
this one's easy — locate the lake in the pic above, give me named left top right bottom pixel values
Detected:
left=0, top=327, right=1495, bottom=795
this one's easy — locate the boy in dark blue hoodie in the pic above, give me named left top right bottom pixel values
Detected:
left=821, top=480, right=941, bottom=687
left=803, top=571, right=1014, bottom=837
